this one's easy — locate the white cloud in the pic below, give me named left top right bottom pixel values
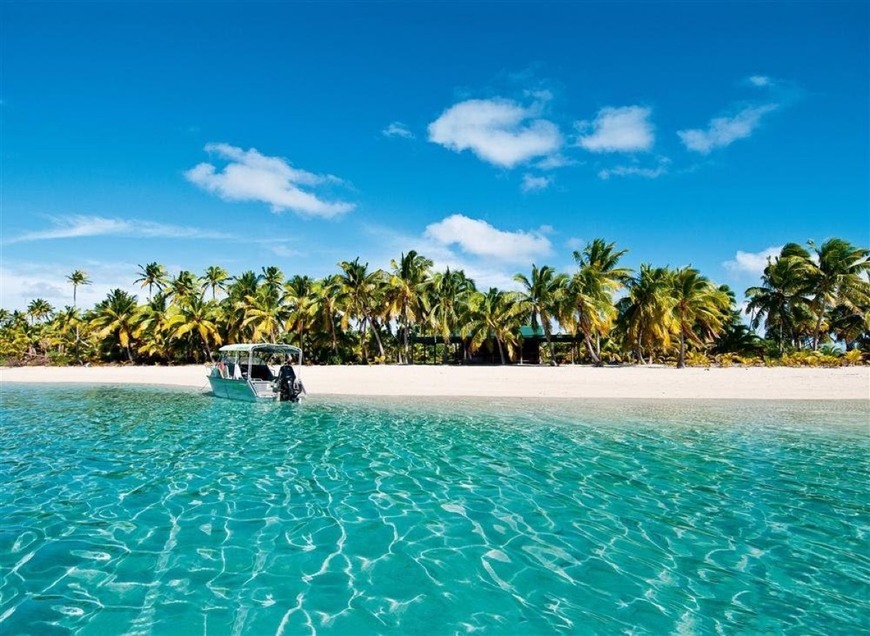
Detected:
left=185, top=143, right=354, bottom=218
left=723, top=246, right=783, bottom=275
left=4, top=215, right=233, bottom=244
left=576, top=106, right=654, bottom=153
left=424, top=214, right=551, bottom=262
left=748, top=75, right=771, bottom=87
left=0, top=262, right=142, bottom=311
left=427, top=98, right=562, bottom=168
left=382, top=121, right=414, bottom=139
left=535, top=154, right=577, bottom=170
left=677, top=104, right=778, bottom=154
left=521, top=174, right=553, bottom=192
left=598, top=157, right=670, bottom=180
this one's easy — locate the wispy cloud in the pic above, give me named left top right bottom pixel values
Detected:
left=428, top=98, right=562, bottom=168
left=185, top=143, right=355, bottom=218
left=0, top=261, right=143, bottom=311
left=723, top=245, right=783, bottom=275
left=521, top=174, right=553, bottom=192
left=382, top=121, right=414, bottom=139
left=576, top=106, right=654, bottom=153
left=598, top=156, right=670, bottom=180
left=5, top=215, right=233, bottom=244
left=747, top=75, right=772, bottom=87
left=678, top=104, right=778, bottom=154
left=424, top=214, right=551, bottom=262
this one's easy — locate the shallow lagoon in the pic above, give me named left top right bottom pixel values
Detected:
left=1, top=385, right=868, bottom=634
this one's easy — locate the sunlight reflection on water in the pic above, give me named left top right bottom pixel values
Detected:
left=1, top=385, right=867, bottom=634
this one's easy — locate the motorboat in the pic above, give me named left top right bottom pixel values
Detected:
left=208, top=343, right=306, bottom=402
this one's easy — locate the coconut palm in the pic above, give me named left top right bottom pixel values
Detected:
left=804, top=238, right=870, bottom=350
left=202, top=265, right=230, bottom=301
left=425, top=268, right=476, bottom=363
left=134, top=262, right=168, bottom=301
left=90, top=289, right=139, bottom=362
left=310, top=274, right=347, bottom=358
left=338, top=258, right=387, bottom=361
left=242, top=285, right=291, bottom=344
left=285, top=275, right=315, bottom=349
left=66, top=270, right=91, bottom=308
left=569, top=239, right=631, bottom=364
left=261, top=266, right=286, bottom=300
left=388, top=251, right=433, bottom=363
left=745, top=249, right=814, bottom=352
left=828, top=302, right=869, bottom=351
left=514, top=265, right=568, bottom=366
left=26, top=298, right=55, bottom=325
left=466, top=287, right=523, bottom=364
left=134, top=292, right=171, bottom=361
left=670, top=267, right=731, bottom=367
left=165, top=296, right=223, bottom=361
left=166, top=270, right=201, bottom=304
left=617, top=265, right=675, bottom=364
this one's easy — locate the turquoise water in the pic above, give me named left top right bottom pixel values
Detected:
left=1, top=385, right=868, bottom=634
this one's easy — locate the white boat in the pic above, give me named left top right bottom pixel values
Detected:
left=208, top=343, right=306, bottom=402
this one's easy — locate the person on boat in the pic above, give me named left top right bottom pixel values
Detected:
left=277, top=358, right=300, bottom=402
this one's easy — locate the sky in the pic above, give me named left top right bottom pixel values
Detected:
left=1, top=1, right=868, bottom=312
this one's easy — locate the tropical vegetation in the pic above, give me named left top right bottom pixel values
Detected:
left=1, top=238, right=867, bottom=367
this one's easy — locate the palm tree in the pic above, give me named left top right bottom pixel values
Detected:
left=285, top=275, right=314, bottom=349
left=425, top=268, right=476, bottom=364
left=310, top=274, right=346, bottom=358
left=466, top=288, right=523, bottom=364
left=202, top=265, right=230, bottom=301
left=514, top=264, right=567, bottom=365
left=388, top=251, right=433, bottom=363
left=165, top=296, right=223, bottom=361
left=66, top=270, right=91, bottom=308
left=746, top=248, right=814, bottom=352
left=221, top=271, right=262, bottom=344
left=569, top=239, right=632, bottom=364
left=242, top=285, right=291, bottom=344
left=617, top=265, right=675, bottom=364
left=26, top=298, right=54, bottom=325
left=261, top=266, right=286, bottom=300
left=134, top=291, right=171, bottom=361
left=804, top=238, right=870, bottom=350
left=166, top=270, right=201, bottom=305
left=90, top=289, right=139, bottom=361
left=134, top=262, right=168, bottom=301
left=338, top=258, right=386, bottom=361
left=670, top=267, right=731, bottom=368
left=828, top=302, right=869, bottom=351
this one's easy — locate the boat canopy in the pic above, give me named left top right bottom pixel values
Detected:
left=218, top=343, right=302, bottom=355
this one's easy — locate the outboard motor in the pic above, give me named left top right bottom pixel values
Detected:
left=277, top=365, right=303, bottom=402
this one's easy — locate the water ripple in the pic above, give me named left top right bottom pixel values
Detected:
left=0, top=386, right=868, bottom=634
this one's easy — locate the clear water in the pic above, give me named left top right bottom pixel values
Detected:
left=1, top=385, right=868, bottom=635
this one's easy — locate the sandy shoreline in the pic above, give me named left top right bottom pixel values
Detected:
left=1, top=364, right=868, bottom=400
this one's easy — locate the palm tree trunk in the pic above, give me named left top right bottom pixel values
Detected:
left=812, top=304, right=825, bottom=351
left=367, top=314, right=385, bottom=359
left=544, top=326, right=557, bottom=366
left=677, top=330, right=686, bottom=368
left=583, top=334, right=601, bottom=366
left=496, top=338, right=506, bottom=365
left=402, top=304, right=410, bottom=364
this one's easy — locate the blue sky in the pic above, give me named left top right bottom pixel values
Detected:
left=1, top=1, right=868, bottom=311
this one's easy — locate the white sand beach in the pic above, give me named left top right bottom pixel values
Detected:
left=1, top=364, right=868, bottom=400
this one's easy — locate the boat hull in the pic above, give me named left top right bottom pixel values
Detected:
left=208, top=376, right=272, bottom=402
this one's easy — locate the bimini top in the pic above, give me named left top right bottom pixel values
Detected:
left=218, top=343, right=302, bottom=355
